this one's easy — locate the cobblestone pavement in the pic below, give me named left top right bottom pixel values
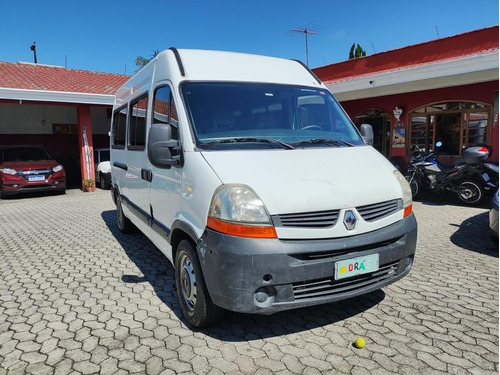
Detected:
left=0, top=190, right=498, bottom=375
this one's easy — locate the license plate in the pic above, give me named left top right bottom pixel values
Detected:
left=482, top=172, right=490, bottom=182
left=28, top=175, right=45, bottom=182
left=334, top=253, right=379, bottom=280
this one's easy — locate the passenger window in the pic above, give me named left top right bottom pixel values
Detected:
left=154, top=86, right=179, bottom=141
left=112, top=106, right=127, bottom=148
left=129, top=95, right=148, bottom=150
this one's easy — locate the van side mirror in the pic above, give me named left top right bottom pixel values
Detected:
left=360, top=124, right=374, bottom=146
left=148, top=123, right=181, bottom=168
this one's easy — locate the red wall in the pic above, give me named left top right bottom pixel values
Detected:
left=339, top=81, right=499, bottom=162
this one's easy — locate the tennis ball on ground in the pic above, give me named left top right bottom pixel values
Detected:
left=354, top=337, right=366, bottom=349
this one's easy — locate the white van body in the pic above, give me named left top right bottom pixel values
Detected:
left=111, top=49, right=417, bottom=327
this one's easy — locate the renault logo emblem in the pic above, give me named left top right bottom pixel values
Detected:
left=344, top=210, right=357, bottom=230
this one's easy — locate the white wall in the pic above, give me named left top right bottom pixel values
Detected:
left=0, top=103, right=110, bottom=135
left=91, top=107, right=112, bottom=135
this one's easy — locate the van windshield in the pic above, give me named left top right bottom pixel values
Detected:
left=182, top=82, right=364, bottom=149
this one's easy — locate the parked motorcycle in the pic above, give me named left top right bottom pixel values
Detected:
left=405, top=142, right=494, bottom=205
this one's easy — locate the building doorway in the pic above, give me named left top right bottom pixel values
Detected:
left=353, top=109, right=392, bottom=157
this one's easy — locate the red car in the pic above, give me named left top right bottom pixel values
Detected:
left=0, top=145, right=66, bottom=197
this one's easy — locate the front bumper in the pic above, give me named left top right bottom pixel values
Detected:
left=197, top=213, right=417, bottom=314
left=1, top=173, right=66, bottom=195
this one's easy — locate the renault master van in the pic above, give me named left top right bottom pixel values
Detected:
left=110, top=48, right=417, bottom=327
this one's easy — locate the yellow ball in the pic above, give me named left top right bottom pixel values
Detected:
left=354, top=337, right=365, bottom=349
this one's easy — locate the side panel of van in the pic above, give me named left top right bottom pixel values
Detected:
left=147, top=82, right=182, bottom=261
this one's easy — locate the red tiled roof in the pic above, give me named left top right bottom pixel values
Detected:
left=0, top=62, right=130, bottom=95
left=313, top=26, right=499, bottom=84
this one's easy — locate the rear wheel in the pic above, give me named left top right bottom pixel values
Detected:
left=175, top=240, right=223, bottom=327
left=457, top=180, right=483, bottom=205
left=116, top=193, right=134, bottom=233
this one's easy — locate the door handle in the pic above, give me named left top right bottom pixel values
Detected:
left=141, top=169, right=153, bottom=182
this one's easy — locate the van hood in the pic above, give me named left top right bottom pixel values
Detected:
left=201, top=146, right=402, bottom=215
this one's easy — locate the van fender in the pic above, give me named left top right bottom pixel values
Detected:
left=169, top=220, right=199, bottom=246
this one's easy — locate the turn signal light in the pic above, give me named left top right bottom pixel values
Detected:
left=207, top=217, right=277, bottom=238
left=403, top=204, right=413, bottom=218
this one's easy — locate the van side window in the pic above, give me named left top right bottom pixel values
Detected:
left=129, top=95, right=148, bottom=150
left=153, top=86, right=179, bottom=141
left=112, top=106, right=127, bottom=148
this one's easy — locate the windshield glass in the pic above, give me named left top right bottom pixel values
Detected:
left=1, top=146, right=51, bottom=162
left=182, top=82, right=364, bottom=149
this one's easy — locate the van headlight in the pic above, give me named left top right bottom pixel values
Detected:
left=393, top=170, right=413, bottom=217
left=53, top=165, right=64, bottom=173
left=207, top=184, right=276, bottom=238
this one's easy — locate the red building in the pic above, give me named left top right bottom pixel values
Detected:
left=0, top=63, right=129, bottom=187
left=314, top=26, right=499, bottom=164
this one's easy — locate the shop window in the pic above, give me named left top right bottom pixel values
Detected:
left=409, top=101, right=492, bottom=155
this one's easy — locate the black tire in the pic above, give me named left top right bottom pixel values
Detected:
left=116, top=193, right=134, bottom=233
left=99, top=173, right=110, bottom=190
left=405, top=174, right=420, bottom=198
left=457, top=180, right=484, bottom=205
left=175, top=240, right=223, bottom=327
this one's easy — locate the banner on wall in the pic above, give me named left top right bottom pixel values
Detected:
left=392, top=125, right=406, bottom=148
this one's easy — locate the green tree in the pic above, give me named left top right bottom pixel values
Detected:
left=135, top=49, right=160, bottom=70
left=348, top=43, right=367, bottom=59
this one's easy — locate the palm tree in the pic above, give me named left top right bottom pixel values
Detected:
left=135, top=50, right=160, bottom=70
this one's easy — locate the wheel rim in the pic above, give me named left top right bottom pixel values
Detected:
left=458, top=182, right=482, bottom=204
left=179, top=254, right=197, bottom=312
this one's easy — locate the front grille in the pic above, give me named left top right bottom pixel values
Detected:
left=275, top=209, right=340, bottom=228
left=289, top=236, right=402, bottom=261
left=292, top=261, right=399, bottom=300
left=356, top=199, right=402, bottom=222
left=16, top=169, right=52, bottom=182
left=17, top=169, right=53, bottom=175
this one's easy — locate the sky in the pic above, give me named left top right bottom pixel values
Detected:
left=0, top=0, right=498, bottom=75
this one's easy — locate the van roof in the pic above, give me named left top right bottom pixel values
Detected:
left=172, top=49, right=321, bottom=86
left=121, top=49, right=322, bottom=92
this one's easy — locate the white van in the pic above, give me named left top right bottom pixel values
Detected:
left=110, top=48, right=417, bottom=327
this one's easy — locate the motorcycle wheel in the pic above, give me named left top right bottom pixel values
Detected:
left=405, top=174, right=420, bottom=198
left=457, top=180, right=483, bottom=205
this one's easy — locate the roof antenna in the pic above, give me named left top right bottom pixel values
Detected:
left=435, top=25, right=440, bottom=39
left=371, top=42, right=376, bottom=53
left=291, top=27, right=318, bottom=67
left=30, top=42, right=37, bottom=64
left=64, top=55, right=67, bottom=68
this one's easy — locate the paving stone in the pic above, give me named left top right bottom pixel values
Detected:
left=0, top=191, right=497, bottom=375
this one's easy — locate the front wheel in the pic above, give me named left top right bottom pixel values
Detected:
left=457, top=180, right=484, bottom=205
left=405, top=174, right=420, bottom=198
left=175, top=240, right=223, bottom=327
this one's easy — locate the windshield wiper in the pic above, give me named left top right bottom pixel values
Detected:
left=203, top=137, right=294, bottom=150
left=291, top=138, right=354, bottom=147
